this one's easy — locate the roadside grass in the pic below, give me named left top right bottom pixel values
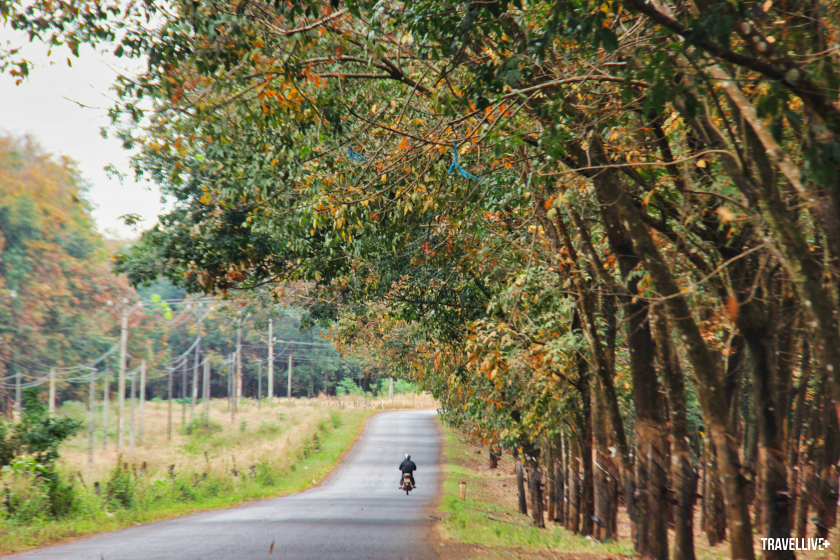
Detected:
left=437, top=422, right=634, bottom=559
left=0, top=400, right=372, bottom=555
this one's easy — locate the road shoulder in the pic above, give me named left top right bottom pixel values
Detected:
left=430, top=422, right=633, bottom=560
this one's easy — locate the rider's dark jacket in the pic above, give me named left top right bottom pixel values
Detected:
left=399, top=459, right=417, bottom=473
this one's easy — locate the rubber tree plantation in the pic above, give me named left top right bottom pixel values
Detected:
left=3, top=0, right=840, bottom=558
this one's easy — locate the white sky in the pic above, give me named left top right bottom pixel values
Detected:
left=0, top=35, right=162, bottom=238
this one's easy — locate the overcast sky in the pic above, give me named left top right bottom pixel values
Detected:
left=0, top=35, right=162, bottom=238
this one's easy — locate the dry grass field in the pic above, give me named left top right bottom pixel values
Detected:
left=56, top=392, right=437, bottom=485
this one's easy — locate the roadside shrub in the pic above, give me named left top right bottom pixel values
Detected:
left=329, top=410, right=342, bottom=429
left=44, top=473, right=76, bottom=518
left=1, top=388, right=82, bottom=468
left=142, top=479, right=176, bottom=506
left=0, top=422, right=14, bottom=467
left=298, top=437, right=311, bottom=460
left=1, top=458, right=50, bottom=523
left=56, top=401, right=86, bottom=422
left=182, top=417, right=223, bottom=437
left=335, top=378, right=364, bottom=396
left=2, top=474, right=49, bottom=523
left=257, top=421, right=284, bottom=438
left=177, top=478, right=201, bottom=502
left=393, top=379, right=417, bottom=394
left=254, top=461, right=278, bottom=487
left=105, top=465, right=135, bottom=510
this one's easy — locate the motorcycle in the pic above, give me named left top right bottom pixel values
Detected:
left=401, top=472, right=414, bottom=495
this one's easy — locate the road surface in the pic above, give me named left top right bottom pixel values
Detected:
left=6, top=410, right=441, bottom=560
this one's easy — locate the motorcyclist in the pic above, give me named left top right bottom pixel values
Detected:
left=399, top=454, right=417, bottom=489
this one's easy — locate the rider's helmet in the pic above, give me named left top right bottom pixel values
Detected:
left=405, top=454, right=411, bottom=460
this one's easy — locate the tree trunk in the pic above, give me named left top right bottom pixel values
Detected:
left=568, top=133, right=754, bottom=559
left=555, top=434, right=565, bottom=524
left=592, top=378, right=618, bottom=541
left=815, top=466, right=839, bottom=539
left=652, top=305, right=697, bottom=560
left=796, top=385, right=823, bottom=539
left=795, top=464, right=815, bottom=539
left=526, top=446, right=545, bottom=528
left=815, top=394, right=840, bottom=538
left=701, top=438, right=708, bottom=535
left=567, top=436, right=581, bottom=534
left=584, top=137, right=670, bottom=559
left=516, top=456, right=528, bottom=516
left=787, top=341, right=812, bottom=525
left=489, top=440, right=500, bottom=469
left=538, top=202, right=635, bottom=508
left=725, top=255, right=797, bottom=560
left=578, top=364, right=594, bottom=538
left=704, top=434, right=727, bottom=545
left=625, top=299, right=668, bottom=560
left=546, top=442, right=555, bottom=523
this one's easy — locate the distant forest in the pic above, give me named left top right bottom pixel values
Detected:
left=0, top=134, right=376, bottom=412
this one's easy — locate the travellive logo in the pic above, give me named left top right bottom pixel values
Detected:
left=761, top=538, right=830, bottom=551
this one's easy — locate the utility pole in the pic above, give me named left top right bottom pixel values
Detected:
left=257, top=361, right=262, bottom=408
left=167, top=368, right=173, bottom=442
left=287, top=342, right=293, bottom=405
left=49, top=367, right=56, bottom=416
left=267, top=319, right=274, bottom=406
left=88, top=371, right=95, bottom=469
left=389, top=377, right=394, bottom=399
left=102, top=370, right=109, bottom=449
left=181, top=359, right=187, bottom=426
left=229, top=353, right=235, bottom=424
left=15, top=368, right=21, bottom=419
left=236, top=328, right=242, bottom=413
left=192, top=311, right=203, bottom=419
left=129, top=371, right=136, bottom=450
left=139, top=360, right=146, bottom=443
left=203, top=359, right=210, bottom=426
left=117, top=303, right=128, bottom=450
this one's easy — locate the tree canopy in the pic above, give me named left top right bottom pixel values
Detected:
left=4, top=0, right=840, bottom=557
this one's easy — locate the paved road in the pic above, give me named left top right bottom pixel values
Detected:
left=6, top=410, right=441, bottom=560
